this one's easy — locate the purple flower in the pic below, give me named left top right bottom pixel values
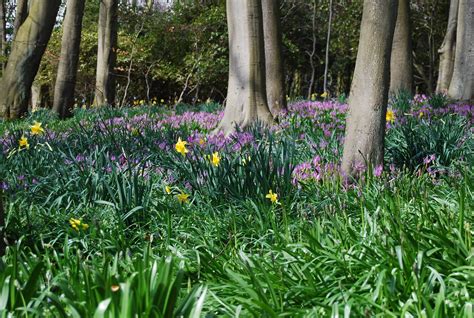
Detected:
left=374, top=165, right=383, bottom=177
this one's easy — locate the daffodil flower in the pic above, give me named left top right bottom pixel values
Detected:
left=30, top=121, right=44, bottom=135
left=210, top=152, right=220, bottom=167
left=175, top=137, right=189, bottom=156
left=19, top=136, right=29, bottom=149
left=386, top=109, right=396, bottom=123
left=266, top=190, right=278, bottom=204
left=176, top=192, right=190, bottom=204
left=69, top=218, right=89, bottom=231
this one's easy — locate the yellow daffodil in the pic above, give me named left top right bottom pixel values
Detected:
left=311, top=93, right=317, bottom=101
left=175, top=137, right=189, bottom=156
left=19, top=136, right=29, bottom=149
left=69, top=218, right=89, bottom=231
left=210, top=152, right=220, bottom=167
left=419, top=111, right=424, bottom=118
left=176, top=192, right=190, bottom=204
left=242, top=155, right=251, bottom=166
left=266, top=190, right=278, bottom=204
left=386, top=109, right=396, bottom=123
left=321, top=92, right=328, bottom=99
left=165, top=185, right=172, bottom=195
left=160, top=99, right=165, bottom=104
left=30, top=121, right=44, bottom=135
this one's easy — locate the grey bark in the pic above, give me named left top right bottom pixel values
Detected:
left=448, top=0, right=474, bottom=101
left=53, top=0, right=86, bottom=118
left=0, top=0, right=61, bottom=119
left=261, top=0, right=287, bottom=116
left=0, top=0, right=6, bottom=71
left=217, top=0, right=274, bottom=134
left=436, top=0, right=458, bottom=94
left=94, top=0, right=118, bottom=106
left=341, top=0, right=398, bottom=176
left=390, top=0, right=413, bottom=95
left=30, top=79, right=41, bottom=111
left=323, top=0, right=333, bottom=94
left=13, top=0, right=28, bottom=36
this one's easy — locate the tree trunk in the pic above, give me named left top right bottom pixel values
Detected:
left=0, top=0, right=61, bottom=119
left=53, top=0, right=86, bottom=118
left=217, top=0, right=274, bottom=134
left=261, top=0, right=287, bottom=116
left=13, top=0, right=29, bottom=36
left=0, top=0, right=6, bottom=72
left=94, top=0, right=118, bottom=107
left=436, top=0, right=459, bottom=94
left=323, top=0, right=333, bottom=94
left=341, top=0, right=398, bottom=176
left=30, top=79, right=42, bottom=111
left=448, top=0, right=474, bottom=101
left=390, top=0, right=413, bottom=95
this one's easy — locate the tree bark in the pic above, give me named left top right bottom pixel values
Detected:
left=436, top=0, right=459, bottom=94
left=13, top=0, right=29, bottom=36
left=323, top=0, right=333, bottom=94
left=341, top=0, right=398, bottom=176
left=94, top=0, right=118, bottom=107
left=448, top=0, right=474, bottom=101
left=0, top=0, right=6, bottom=72
left=0, top=0, right=61, bottom=119
left=390, top=0, right=413, bottom=95
left=53, top=0, right=86, bottom=118
left=217, top=0, right=274, bottom=134
left=261, top=0, right=287, bottom=116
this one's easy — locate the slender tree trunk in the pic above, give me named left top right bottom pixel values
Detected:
left=323, top=0, right=333, bottom=94
left=31, top=79, right=42, bottom=111
left=0, top=0, right=6, bottom=72
left=217, top=0, right=274, bottom=134
left=307, top=0, right=317, bottom=99
left=53, top=0, right=86, bottom=118
left=436, top=0, right=458, bottom=94
left=13, top=0, right=28, bottom=36
left=390, top=0, right=413, bottom=95
left=341, top=0, right=398, bottom=176
left=261, top=0, right=287, bottom=116
left=448, top=0, right=474, bottom=101
left=0, top=0, right=61, bottom=119
left=94, top=0, right=118, bottom=106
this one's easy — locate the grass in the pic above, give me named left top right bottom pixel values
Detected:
left=0, top=98, right=473, bottom=316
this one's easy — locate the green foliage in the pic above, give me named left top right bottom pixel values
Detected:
left=0, top=100, right=472, bottom=316
left=390, top=89, right=413, bottom=112
left=0, top=243, right=206, bottom=317
left=429, top=93, right=451, bottom=109
left=386, top=114, right=473, bottom=170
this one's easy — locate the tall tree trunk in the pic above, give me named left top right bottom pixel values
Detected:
left=13, top=0, right=29, bottom=36
left=323, top=0, right=333, bottom=94
left=0, top=0, right=6, bottom=72
left=217, top=0, right=274, bottom=134
left=261, top=0, right=287, bottom=116
left=53, top=0, right=86, bottom=118
left=94, top=0, right=118, bottom=106
left=448, top=0, right=474, bottom=101
left=390, top=0, right=413, bottom=95
left=0, top=0, right=61, bottom=119
left=341, top=0, right=398, bottom=176
left=436, top=0, right=459, bottom=94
